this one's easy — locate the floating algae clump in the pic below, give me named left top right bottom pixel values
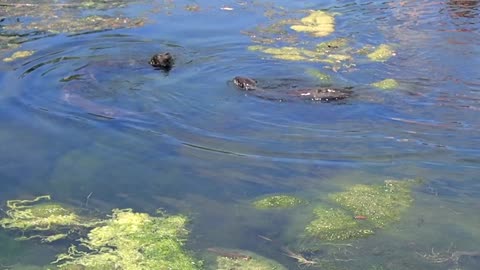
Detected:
left=5, top=15, right=144, bottom=34
left=0, top=195, right=95, bottom=242
left=305, top=180, right=416, bottom=241
left=305, top=207, right=374, bottom=241
left=252, top=195, right=305, bottom=209
left=316, top=38, right=349, bottom=53
left=248, top=45, right=329, bottom=62
left=54, top=209, right=201, bottom=270
left=214, top=249, right=287, bottom=270
left=3, top=50, right=35, bottom=62
left=371, top=79, right=399, bottom=90
left=330, top=180, right=415, bottom=228
left=290, top=10, right=335, bottom=37
left=367, top=44, right=395, bottom=62
left=306, top=69, right=331, bottom=82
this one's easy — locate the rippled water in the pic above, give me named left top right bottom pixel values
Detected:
left=1, top=0, right=479, bottom=269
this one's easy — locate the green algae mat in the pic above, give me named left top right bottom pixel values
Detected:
left=306, top=179, right=416, bottom=241
left=0, top=179, right=417, bottom=269
left=0, top=196, right=201, bottom=270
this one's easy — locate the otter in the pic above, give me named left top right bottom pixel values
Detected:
left=233, top=76, right=257, bottom=90
left=149, top=52, right=174, bottom=70
left=233, top=76, right=352, bottom=102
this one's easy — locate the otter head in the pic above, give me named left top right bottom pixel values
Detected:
left=149, top=52, right=174, bottom=70
left=233, top=76, right=257, bottom=91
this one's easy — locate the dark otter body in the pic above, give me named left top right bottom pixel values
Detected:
left=233, top=76, right=257, bottom=90
left=233, top=76, right=352, bottom=102
left=149, top=52, right=174, bottom=70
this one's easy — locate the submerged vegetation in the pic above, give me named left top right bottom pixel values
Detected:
left=316, top=38, right=349, bottom=53
left=0, top=195, right=99, bottom=243
left=212, top=249, right=287, bottom=270
left=252, top=195, right=305, bottom=209
left=248, top=180, right=416, bottom=243
left=2, top=50, right=34, bottom=62
left=55, top=209, right=201, bottom=270
left=306, top=69, right=332, bottom=82
left=290, top=11, right=335, bottom=37
left=365, top=44, right=396, bottom=62
left=371, top=78, right=399, bottom=90
left=330, top=179, right=415, bottom=228
left=0, top=0, right=145, bottom=58
left=244, top=8, right=397, bottom=86
left=248, top=45, right=352, bottom=65
left=248, top=45, right=322, bottom=62
left=305, top=179, right=416, bottom=241
left=305, top=207, right=374, bottom=241
left=0, top=179, right=461, bottom=270
left=4, top=15, right=145, bottom=34
left=0, top=196, right=202, bottom=269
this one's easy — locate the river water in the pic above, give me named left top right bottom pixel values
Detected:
left=0, top=0, right=479, bottom=269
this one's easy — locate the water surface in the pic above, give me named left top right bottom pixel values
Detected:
left=0, top=0, right=479, bottom=269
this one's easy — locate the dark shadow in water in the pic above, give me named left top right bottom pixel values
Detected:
left=447, top=0, right=480, bottom=18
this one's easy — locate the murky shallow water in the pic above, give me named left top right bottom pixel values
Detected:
left=0, top=0, right=479, bottom=269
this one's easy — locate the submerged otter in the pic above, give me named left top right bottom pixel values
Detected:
left=149, top=52, right=174, bottom=70
left=61, top=53, right=176, bottom=119
left=233, top=76, right=353, bottom=102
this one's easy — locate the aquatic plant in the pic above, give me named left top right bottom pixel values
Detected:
left=75, top=0, right=133, bottom=10
left=371, top=79, right=399, bottom=90
left=330, top=179, right=416, bottom=228
left=54, top=209, right=201, bottom=270
left=316, top=38, right=349, bottom=53
left=4, top=15, right=145, bottom=34
left=214, top=249, right=287, bottom=270
left=304, top=179, right=416, bottom=241
left=290, top=11, right=335, bottom=37
left=305, top=207, right=374, bottom=241
left=248, top=45, right=336, bottom=62
left=252, top=195, right=305, bottom=209
left=306, top=69, right=331, bottom=82
left=3, top=50, right=35, bottom=62
left=0, top=36, right=20, bottom=53
left=366, top=44, right=395, bottom=62
left=0, top=195, right=97, bottom=242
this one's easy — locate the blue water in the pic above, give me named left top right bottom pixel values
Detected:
left=0, top=0, right=479, bottom=269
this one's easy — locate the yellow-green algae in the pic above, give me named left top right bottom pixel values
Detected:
left=366, top=44, right=395, bottom=62
left=306, top=69, right=331, bottom=82
left=371, top=79, right=399, bottom=90
left=54, top=209, right=201, bottom=270
left=5, top=15, right=144, bottom=34
left=248, top=45, right=336, bottom=63
left=330, top=179, right=416, bottom=228
left=0, top=195, right=97, bottom=242
left=305, top=207, right=374, bottom=241
left=3, top=50, right=35, bottom=62
left=305, top=179, right=416, bottom=241
left=252, top=195, right=305, bottom=209
left=316, top=38, right=349, bottom=53
left=290, top=11, right=335, bottom=37
left=215, top=249, right=287, bottom=270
